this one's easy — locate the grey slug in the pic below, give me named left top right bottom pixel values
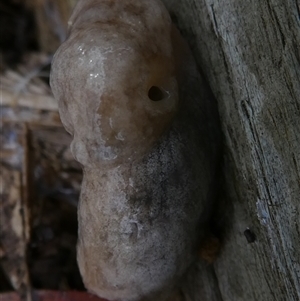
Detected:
left=50, top=0, right=220, bottom=300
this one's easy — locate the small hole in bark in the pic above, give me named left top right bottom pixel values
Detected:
left=148, top=86, right=164, bottom=101
left=244, top=228, right=256, bottom=243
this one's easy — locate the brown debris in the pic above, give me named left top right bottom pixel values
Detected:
left=0, top=0, right=85, bottom=298
left=0, top=166, right=31, bottom=300
left=1, top=77, right=84, bottom=297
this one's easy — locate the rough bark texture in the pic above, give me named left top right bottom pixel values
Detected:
left=162, top=0, right=300, bottom=300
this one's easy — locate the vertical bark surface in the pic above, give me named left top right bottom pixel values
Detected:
left=163, top=0, right=300, bottom=300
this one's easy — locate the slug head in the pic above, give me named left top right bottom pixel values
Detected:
left=50, top=0, right=179, bottom=168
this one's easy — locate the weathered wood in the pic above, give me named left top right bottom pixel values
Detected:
left=163, top=0, right=300, bottom=300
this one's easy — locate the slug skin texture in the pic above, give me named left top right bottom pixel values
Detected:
left=50, top=0, right=218, bottom=300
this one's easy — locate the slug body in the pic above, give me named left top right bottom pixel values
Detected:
left=50, top=0, right=218, bottom=300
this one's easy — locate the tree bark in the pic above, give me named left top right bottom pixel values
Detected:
left=163, top=0, right=300, bottom=300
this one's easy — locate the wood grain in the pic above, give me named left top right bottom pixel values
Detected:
left=163, top=0, right=300, bottom=300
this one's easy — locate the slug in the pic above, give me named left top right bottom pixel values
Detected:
left=50, top=0, right=219, bottom=300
